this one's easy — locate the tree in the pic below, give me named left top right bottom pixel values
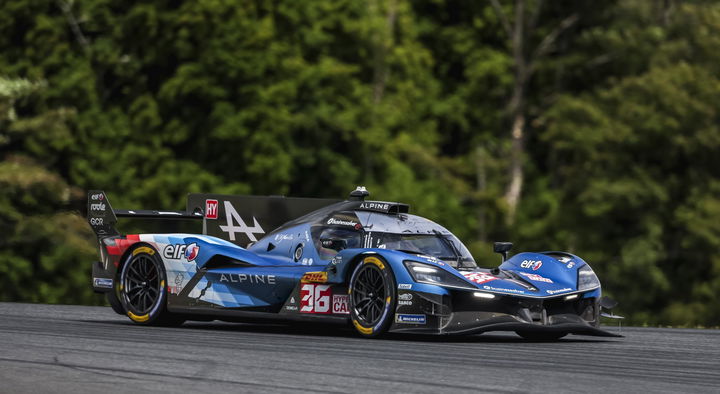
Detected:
left=489, top=0, right=579, bottom=224
left=0, top=76, right=99, bottom=305
left=542, top=1, right=720, bottom=325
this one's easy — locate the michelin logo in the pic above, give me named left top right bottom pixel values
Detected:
left=396, top=314, right=426, bottom=324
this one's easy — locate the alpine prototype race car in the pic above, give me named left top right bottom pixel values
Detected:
left=87, top=187, right=621, bottom=339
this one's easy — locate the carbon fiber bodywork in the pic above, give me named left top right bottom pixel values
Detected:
left=387, top=289, right=616, bottom=336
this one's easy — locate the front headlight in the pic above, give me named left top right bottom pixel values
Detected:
left=403, top=261, right=476, bottom=290
left=577, top=265, right=600, bottom=291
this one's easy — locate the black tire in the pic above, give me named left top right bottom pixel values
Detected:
left=349, top=256, right=396, bottom=338
left=106, top=289, right=125, bottom=315
left=119, top=245, right=185, bottom=326
left=515, top=331, right=567, bottom=341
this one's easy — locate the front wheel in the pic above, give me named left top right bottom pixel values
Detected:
left=119, top=245, right=184, bottom=326
left=349, top=256, right=396, bottom=338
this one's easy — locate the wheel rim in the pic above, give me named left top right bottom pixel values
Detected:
left=352, top=264, right=387, bottom=326
left=123, top=254, right=160, bottom=314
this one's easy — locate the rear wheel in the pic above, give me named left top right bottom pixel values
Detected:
left=515, top=331, right=567, bottom=341
left=119, top=245, right=184, bottom=326
left=349, top=256, right=396, bottom=338
left=106, top=289, right=124, bottom=315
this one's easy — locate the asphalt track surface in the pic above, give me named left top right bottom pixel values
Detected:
left=0, top=303, right=718, bottom=393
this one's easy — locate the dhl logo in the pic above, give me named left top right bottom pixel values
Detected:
left=301, top=271, right=328, bottom=283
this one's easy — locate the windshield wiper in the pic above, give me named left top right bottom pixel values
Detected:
left=433, top=230, right=463, bottom=269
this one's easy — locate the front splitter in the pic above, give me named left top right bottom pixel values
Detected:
left=391, top=313, right=622, bottom=337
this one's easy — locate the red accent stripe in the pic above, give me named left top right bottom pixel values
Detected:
left=126, top=234, right=140, bottom=241
left=106, top=245, right=122, bottom=255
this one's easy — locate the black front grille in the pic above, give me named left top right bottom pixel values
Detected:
left=449, top=290, right=596, bottom=324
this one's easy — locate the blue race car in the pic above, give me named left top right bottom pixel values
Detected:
left=87, top=187, right=620, bottom=339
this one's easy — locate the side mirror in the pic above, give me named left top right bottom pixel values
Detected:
left=493, top=242, right=513, bottom=262
left=320, top=238, right=347, bottom=251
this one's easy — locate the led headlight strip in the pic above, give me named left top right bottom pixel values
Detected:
left=403, top=260, right=477, bottom=290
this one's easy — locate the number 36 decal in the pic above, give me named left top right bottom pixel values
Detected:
left=300, top=284, right=349, bottom=314
left=300, top=284, right=331, bottom=313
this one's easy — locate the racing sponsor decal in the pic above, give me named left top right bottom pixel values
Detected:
left=163, top=243, right=200, bottom=261
left=556, top=256, right=575, bottom=269
left=332, top=294, right=349, bottom=314
left=300, top=284, right=332, bottom=314
left=396, top=314, right=426, bottom=324
left=301, top=271, right=328, bottom=283
left=93, top=278, right=113, bottom=288
left=398, top=283, right=412, bottom=290
left=327, top=218, right=357, bottom=227
left=520, top=260, right=543, bottom=270
left=546, top=288, right=573, bottom=295
left=330, top=255, right=342, bottom=266
left=359, top=202, right=390, bottom=211
left=417, top=255, right=445, bottom=265
left=219, top=201, right=265, bottom=241
left=518, top=272, right=553, bottom=284
left=205, top=199, right=218, bottom=219
left=398, top=292, right=413, bottom=306
left=463, top=272, right=498, bottom=285
left=284, top=296, right=299, bottom=311
left=89, top=202, right=106, bottom=212
left=274, top=234, right=294, bottom=241
left=483, top=285, right=526, bottom=294
left=90, top=193, right=104, bottom=201
left=89, top=217, right=104, bottom=226
left=219, top=273, right=276, bottom=284
left=168, top=272, right=184, bottom=294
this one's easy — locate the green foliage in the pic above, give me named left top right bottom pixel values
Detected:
left=0, top=0, right=719, bottom=326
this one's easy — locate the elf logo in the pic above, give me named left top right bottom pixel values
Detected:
left=163, top=243, right=200, bottom=261
left=520, top=260, right=542, bottom=270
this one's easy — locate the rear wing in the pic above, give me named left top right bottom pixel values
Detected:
left=87, top=190, right=203, bottom=238
left=87, top=190, right=339, bottom=246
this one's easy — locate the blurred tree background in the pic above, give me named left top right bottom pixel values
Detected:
left=0, top=0, right=718, bottom=326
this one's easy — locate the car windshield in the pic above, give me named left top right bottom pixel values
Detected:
left=312, top=226, right=363, bottom=260
left=374, top=233, right=477, bottom=269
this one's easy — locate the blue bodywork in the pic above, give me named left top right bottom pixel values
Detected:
left=92, top=193, right=616, bottom=337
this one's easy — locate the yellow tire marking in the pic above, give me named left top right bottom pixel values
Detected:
left=127, top=311, right=149, bottom=322
left=133, top=246, right=155, bottom=256
left=353, top=319, right=373, bottom=335
left=364, top=256, right=385, bottom=270
left=386, top=296, right=391, bottom=304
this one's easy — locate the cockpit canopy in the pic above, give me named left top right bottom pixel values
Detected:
left=311, top=207, right=476, bottom=269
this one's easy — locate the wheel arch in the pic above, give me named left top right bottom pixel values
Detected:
left=115, top=242, right=160, bottom=277
left=339, top=251, right=409, bottom=285
left=342, top=251, right=381, bottom=284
